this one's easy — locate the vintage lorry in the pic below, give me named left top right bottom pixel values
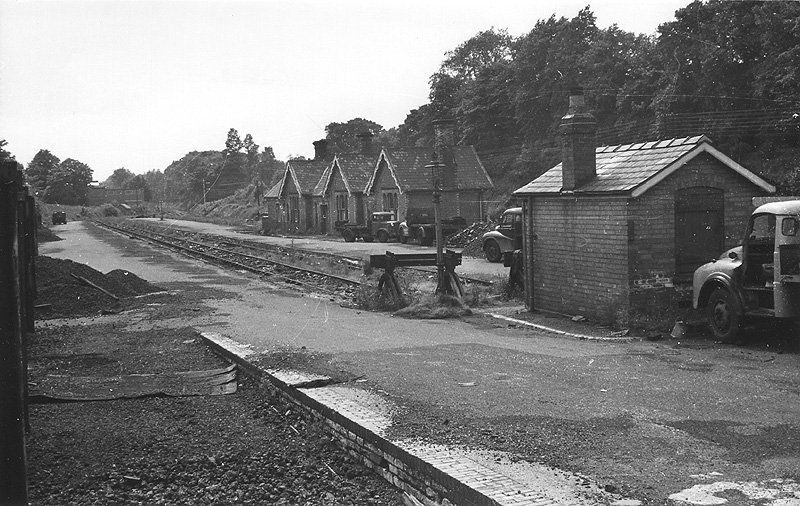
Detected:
left=481, top=207, right=523, bottom=262
left=399, top=208, right=467, bottom=246
left=336, top=211, right=402, bottom=243
left=51, top=210, right=67, bottom=225
left=693, top=199, right=800, bottom=342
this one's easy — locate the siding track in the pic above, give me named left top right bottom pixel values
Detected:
left=93, top=220, right=362, bottom=298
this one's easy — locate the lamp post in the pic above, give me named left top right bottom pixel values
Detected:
left=425, top=152, right=446, bottom=295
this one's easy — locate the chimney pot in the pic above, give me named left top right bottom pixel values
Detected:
left=561, top=88, right=596, bottom=191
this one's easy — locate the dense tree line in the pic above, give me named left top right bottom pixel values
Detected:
left=12, top=1, right=800, bottom=205
left=391, top=0, right=800, bottom=195
left=24, top=149, right=93, bottom=205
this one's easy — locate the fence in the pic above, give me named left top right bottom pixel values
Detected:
left=1, top=160, right=37, bottom=505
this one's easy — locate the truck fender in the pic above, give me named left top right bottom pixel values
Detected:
left=695, top=274, right=743, bottom=312
left=482, top=232, right=513, bottom=252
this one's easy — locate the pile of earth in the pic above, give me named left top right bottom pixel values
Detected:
left=35, top=256, right=163, bottom=318
left=36, top=226, right=62, bottom=243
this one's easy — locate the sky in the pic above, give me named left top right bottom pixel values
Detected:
left=0, top=0, right=691, bottom=183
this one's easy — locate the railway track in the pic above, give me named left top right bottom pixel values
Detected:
left=93, top=220, right=363, bottom=299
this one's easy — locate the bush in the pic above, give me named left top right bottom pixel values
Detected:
left=100, top=204, right=119, bottom=217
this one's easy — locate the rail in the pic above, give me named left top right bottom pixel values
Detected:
left=92, top=220, right=361, bottom=297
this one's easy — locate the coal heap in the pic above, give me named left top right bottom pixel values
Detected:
left=35, top=256, right=162, bottom=319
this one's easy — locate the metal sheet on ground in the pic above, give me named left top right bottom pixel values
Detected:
left=29, top=363, right=237, bottom=401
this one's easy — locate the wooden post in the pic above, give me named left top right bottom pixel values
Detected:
left=0, top=160, right=29, bottom=505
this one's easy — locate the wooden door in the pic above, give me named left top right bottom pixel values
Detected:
left=675, top=187, right=724, bottom=281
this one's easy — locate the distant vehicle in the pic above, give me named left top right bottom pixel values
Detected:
left=51, top=211, right=67, bottom=225
left=481, top=207, right=522, bottom=262
left=336, top=211, right=401, bottom=243
left=399, top=208, right=466, bottom=246
left=693, top=200, right=800, bottom=342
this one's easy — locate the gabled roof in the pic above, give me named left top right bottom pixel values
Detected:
left=369, top=146, right=493, bottom=193
left=513, top=135, right=775, bottom=197
left=280, top=159, right=331, bottom=196
left=313, top=153, right=378, bottom=197
left=334, top=153, right=377, bottom=194
left=264, top=180, right=282, bottom=199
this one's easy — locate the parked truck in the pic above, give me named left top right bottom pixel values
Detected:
left=336, top=211, right=402, bottom=243
left=399, top=208, right=467, bottom=246
left=693, top=199, right=800, bottom=342
left=481, top=207, right=523, bottom=262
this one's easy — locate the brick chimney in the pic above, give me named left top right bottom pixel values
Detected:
left=433, top=119, right=457, bottom=187
left=313, top=139, right=330, bottom=161
left=356, top=131, right=374, bottom=155
left=560, top=88, right=596, bottom=191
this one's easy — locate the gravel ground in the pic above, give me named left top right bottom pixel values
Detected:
left=25, top=257, right=406, bottom=506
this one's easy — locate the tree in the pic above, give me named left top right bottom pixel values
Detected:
left=225, top=128, right=243, bottom=155
left=242, top=133, right=260, bottom=180
left=104, top=167, right=135, bottom=188
left=257, top=146, right=285, bottom=187
left=43, top=158, right=93, bottom=205
left=0, top=139, right=14, bottom=162
left=25, top=149, right=61, bottom=192
left=143, top=169, right=166, bottom=202
left=325, top=118, right=384, bottom=152
left=125, top=174, right=152, bottom=202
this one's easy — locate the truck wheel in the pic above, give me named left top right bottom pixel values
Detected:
left=400, top=235, right=408, bottom=244
left=377, top=230, right=389, bottom=243
left=342, top=229, right=355, bottom=243
left=484, top=240, right=502, bottom=263
left=707, top=287, right=742, bottom=343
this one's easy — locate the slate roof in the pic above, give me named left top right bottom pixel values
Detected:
left=513, top=135, right=774, bottom=197
left=373, top=146, right=493, bottom=192
left=264, top=180, right=282, bottom=199
left=336, top=153, right=377, bottom=194
left=282, top=159, right=331, bottom=196
left=312, top=153, right=379, bottom=196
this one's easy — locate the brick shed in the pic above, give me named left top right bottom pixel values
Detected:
left=512, top=90, right=775, bottom=322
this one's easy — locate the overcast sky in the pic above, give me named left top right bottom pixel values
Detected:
left=0, top=0, right=690, bottom=182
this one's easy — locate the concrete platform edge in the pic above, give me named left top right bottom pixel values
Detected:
left=196, top=329, right=557, bottom=506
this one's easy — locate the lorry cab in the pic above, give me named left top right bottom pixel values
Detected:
left=481, top=207, right=523, bottom=262
left=693, top=200, right=800, bottom=341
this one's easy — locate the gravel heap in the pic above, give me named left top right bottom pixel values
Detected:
left=35, top=256, right=162, bottom=319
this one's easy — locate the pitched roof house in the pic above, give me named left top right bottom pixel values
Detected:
left=313, top=132, right=379, bottom=234
left=367, top=119, right=494, bottom=224
left=512, top=89, right=775, bottom=321
left=265, top=120, right=493, bottom=237
left=274, top=140, right=333, bottom=233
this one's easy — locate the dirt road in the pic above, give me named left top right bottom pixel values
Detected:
left=40, top=221, right=800, bottom=506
